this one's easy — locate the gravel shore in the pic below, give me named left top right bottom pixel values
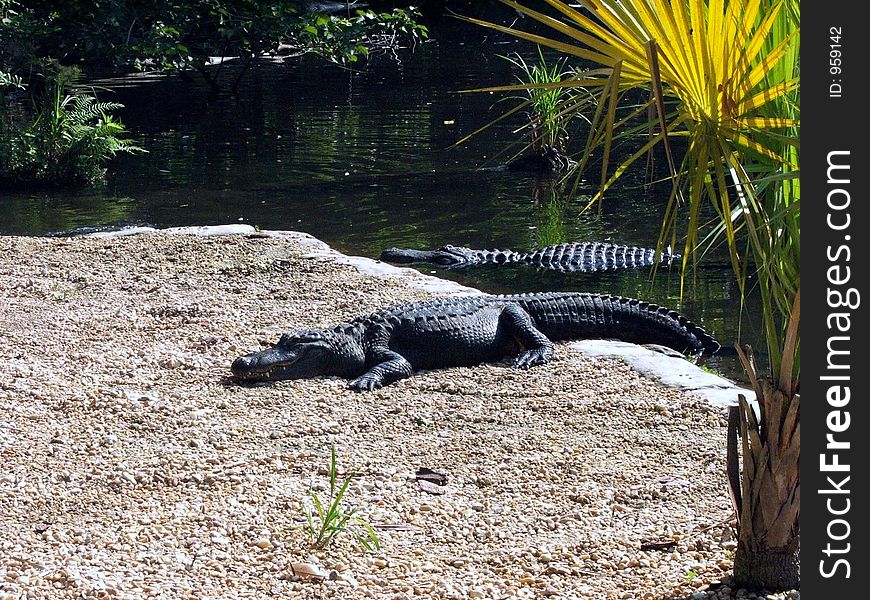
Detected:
left=0, top=230, right=797, bottom=599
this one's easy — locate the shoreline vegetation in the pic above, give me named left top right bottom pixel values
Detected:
left=0, top=228, right=796, bottom=599
left=0, top=1, right=428, bottom=189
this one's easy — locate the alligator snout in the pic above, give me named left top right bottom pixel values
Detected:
left=232, top=340, right=340, bottom=382
left=231, top=345, right=297, bottom=380
left=231, top=354, right=257, bottom=377
left=379, top=247, right=416, bottom=264
left=380, top=247, right=466, bottom=267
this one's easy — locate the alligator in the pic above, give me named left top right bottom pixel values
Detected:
left=379, top=242, right=676, bottom=272
left=232, top=292, right=719, bottom=391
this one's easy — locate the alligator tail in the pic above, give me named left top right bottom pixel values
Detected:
left=516, top=293, right=720, bottom=355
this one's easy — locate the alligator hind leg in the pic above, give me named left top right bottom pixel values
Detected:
left=348, top=347, right=414, bottom=391
left=500, top=304, right=555, bottom=368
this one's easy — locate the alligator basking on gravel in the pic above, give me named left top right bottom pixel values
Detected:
left=232, top=292, right=719, bottom=391
left=379, top=242, right=676, bottom=272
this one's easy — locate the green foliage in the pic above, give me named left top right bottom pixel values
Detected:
left=0, top=70, right=24, bottom=91
left=0, top=66, right=144, bottom=188
left=304, top=445, right=381, bottom=552
left=0, top=68, right=24, bottom=130
left=127, top=1, right=307, bottom=81
left=501, top=49, right=576, bottom=169
left=2, top=1, right=297, bottom=73
left=0, top=1, right=427, bottom=89
left=295, top=7, right=427, bottom=64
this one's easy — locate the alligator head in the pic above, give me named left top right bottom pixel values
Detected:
left=232, top=329, right=348, bottom=382
left=379, top=245, right=480, bottom=268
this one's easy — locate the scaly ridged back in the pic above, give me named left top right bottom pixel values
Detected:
left=521, top=242, right=673, bottom=272
left=344, top=292, right=718, bottom=355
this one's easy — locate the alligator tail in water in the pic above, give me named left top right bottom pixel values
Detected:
left=232, top=292, right=719, bottom=391
left=379, top=242, right=677, bottom=272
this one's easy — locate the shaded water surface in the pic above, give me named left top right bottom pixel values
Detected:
left=1, top=9, right=762, bottom=381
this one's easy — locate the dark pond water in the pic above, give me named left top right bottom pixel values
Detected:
left=1, top=6, right=764, bottom=382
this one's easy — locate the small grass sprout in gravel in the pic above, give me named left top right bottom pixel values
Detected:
left=305, top=445, right=381, bottom=552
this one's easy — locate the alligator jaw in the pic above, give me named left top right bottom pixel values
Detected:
left=231, top=346, right=300, bottom=381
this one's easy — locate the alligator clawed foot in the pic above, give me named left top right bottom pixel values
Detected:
left=348, top=375, right=383, bottom=392
left=514, top=347, right=553, bottom=369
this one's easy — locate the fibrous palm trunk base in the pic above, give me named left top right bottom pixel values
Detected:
left=733, top=541, right=799, bottom=591
left=727, top=349, right=801, bottom=593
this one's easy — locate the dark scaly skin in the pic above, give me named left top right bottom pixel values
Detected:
left=379, top=242, right=677, bottom=272
left=232, top=292, right=719, bottom=391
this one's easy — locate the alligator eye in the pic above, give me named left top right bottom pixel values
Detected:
left=278, top=329, right=326, bottom=346
left=296, top=340, right=332, bottom=354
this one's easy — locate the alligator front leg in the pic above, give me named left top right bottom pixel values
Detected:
left=348, top=348, right=414, bottom=391
left=500, top=304, right=555, bottom=368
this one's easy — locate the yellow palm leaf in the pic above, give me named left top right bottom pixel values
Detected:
left=461, top=77, right=611, bottom=95
left=740, top=31, right=800, bottom=98
left=738, top=78, right=799, bottom=113
left=647, top=0, right=699, bottom=87
left=460, top=15, right=616, bottom=65
left=738, top=117, right=799, bottom=128
left=501, top=1, right=639, bottom=64
left=729, top=131, right=788, bottom=163
left=739, top=1, right=783, bottom=68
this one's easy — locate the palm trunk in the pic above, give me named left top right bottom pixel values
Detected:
left=733, top=538, right=800, bottom=591
left=727, top=360, right=800, bottom=591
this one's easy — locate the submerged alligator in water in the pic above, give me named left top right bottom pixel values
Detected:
left=232, top=292, right=719, bottom=391
left=379, top=242, right=677, bottom=272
